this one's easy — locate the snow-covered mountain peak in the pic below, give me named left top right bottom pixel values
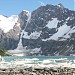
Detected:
left=0, top=15, right=19, bottom=33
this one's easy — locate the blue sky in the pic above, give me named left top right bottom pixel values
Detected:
left=0, top=0, right=74, bottom=16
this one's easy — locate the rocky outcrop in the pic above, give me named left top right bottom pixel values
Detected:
left=0, top=10, right=29, bottom=50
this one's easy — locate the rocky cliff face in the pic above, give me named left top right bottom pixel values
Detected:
left=0, top=4, right=75, bottom=56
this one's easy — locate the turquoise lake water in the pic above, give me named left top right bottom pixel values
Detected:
left=3, top=56, right=75, bottom=62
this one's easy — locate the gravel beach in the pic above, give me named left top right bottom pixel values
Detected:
left=0, top=64, right=75, bottom=75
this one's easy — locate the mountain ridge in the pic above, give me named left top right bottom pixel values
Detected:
left=0, top=4, right=75, bottom=56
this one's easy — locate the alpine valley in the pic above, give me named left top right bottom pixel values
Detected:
left=0, top=4, right=75, bottom=56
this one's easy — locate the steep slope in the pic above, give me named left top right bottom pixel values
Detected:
left=1, top=4, right=75, bottom=56
left=0, top=15, right=21, bottom=50
left=18, top=4, right=75, bottom=56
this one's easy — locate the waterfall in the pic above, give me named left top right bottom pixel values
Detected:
left=16, top=13, right=31, bottom=50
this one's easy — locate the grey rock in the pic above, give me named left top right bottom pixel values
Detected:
left=0, top=4, right=75, bottom=56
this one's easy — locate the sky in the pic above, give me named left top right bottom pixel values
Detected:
left=0, top=0, right=75, bottom=16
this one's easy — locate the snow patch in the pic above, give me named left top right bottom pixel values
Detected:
left=8, top=49, right=25, bottom=56
left=23, top=31, right=41, bottom=39
left=46, top=18, right=59, bottom=28
left=13, top=53, right=24, bottom=56
left=50, top=24, right=70, bottom=40
left=22, top=10, right=30, bottom=16
left=66, top=17, right=70, bottom=21
left=8, top=49, right=24, bottom=53
left=22, top=10, right=29, bottom=13
left=42, top=24, right=71, bottom=41
left=63, top=26, right=75, bottom=39
left=42, top=39, right=48, bottom=41
left=22, top=31, right=30, bottom=39
left=30, top=48, right=41, bottom=54
left=9, top=47, right=41, bottom=56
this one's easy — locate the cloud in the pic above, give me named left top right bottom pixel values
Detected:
left=38, top=1, right=45, bottom=6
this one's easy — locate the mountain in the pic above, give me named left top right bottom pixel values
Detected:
left=0, top=4, right=75, bottom=56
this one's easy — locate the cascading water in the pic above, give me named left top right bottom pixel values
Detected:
left=16, top=12, right=31, bottom=50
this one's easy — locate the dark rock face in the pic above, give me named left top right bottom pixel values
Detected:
left=0, top=4, right=75, bottom=56
left=0, top=26, right=20, bottom=50
left=19, top=10, right=29, bottom=30
left=21, top=4, right=75, bottom=56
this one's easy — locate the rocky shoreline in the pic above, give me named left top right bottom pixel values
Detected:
left=0, top=57, right=75, bottom=75
left=0, top=66, right=75, bottom=75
